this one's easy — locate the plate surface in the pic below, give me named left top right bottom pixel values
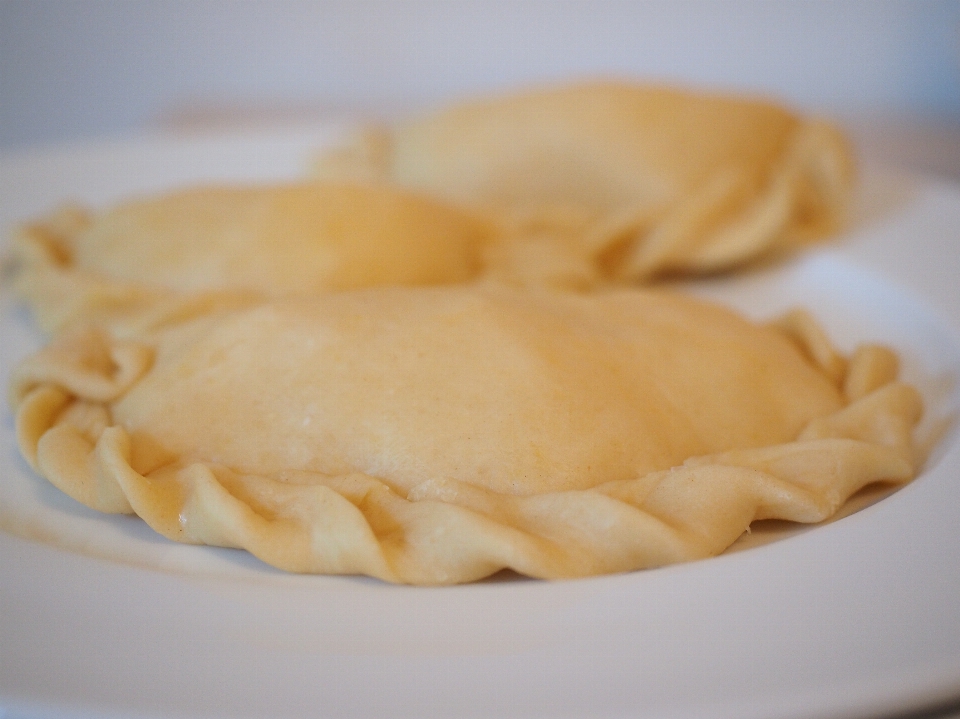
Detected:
left=1, top=131, right=960, bottom=719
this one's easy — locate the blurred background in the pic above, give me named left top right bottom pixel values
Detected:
left=2, top=0, right=959, bottom=176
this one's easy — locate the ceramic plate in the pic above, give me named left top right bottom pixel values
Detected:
left=1, top=131, right=959, bottom=719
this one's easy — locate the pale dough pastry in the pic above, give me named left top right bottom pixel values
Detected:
left=11, top=285, right=921, bottom=584
left=316, top=81, right=855, bottom=287
left=11, top=182, right=493, bottom=333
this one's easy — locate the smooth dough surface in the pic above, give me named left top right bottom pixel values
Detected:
left=112, top=287, right=842, bottom=494
left=316, top=81, right=855, bottom=285
left=11, top=285, right=921, bottom=584
left=11, top=182, right=493, bottom=333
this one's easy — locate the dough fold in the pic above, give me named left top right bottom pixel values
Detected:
left=10, top=286, right=921, bottom=584
left=316, top=81, right=854, bottom=288
left=11, top=183, right=493, bottom=333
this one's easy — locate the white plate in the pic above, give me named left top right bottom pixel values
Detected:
left=1, top=132, right=959, bottom=719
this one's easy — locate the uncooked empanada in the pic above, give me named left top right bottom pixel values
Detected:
left=11, top=182, right=493, bottom=333
left=11, top=285, right=921, bottom=584
left=316, top=81, right=854, bottom=286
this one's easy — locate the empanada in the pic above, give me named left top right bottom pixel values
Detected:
left=316, top=81, right=854, bottom=286
left=11, top=182, right=493, bottom=333
left=11, top=285, right=921, bottom=584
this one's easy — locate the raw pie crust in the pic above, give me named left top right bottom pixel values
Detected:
left=316, top=81, right=855, bottom=287
left=11, top=285, right=921, bottom=585
left=11, top=182, right=493, bottom=334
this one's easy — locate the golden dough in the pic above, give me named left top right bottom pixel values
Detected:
left=11, top=285, right=921, bottom=584
left=11, top=182, right=493, bottom=333
left=316, top=81, right=855, bottom=286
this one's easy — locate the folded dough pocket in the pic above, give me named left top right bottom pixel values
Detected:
left=11, top=286, right=921, bottom=584
left=315, top=81, right=854, bottom=287
left=11, top=182, right=494, bottom=334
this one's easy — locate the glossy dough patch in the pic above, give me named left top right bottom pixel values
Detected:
left=11, top=286, right=921, bottom=584
left=316, top=81, right=854, bottom=287
left=11, top=182, right=493, bottom=333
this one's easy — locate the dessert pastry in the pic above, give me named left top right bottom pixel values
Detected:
left=11, top=285, right=920, bottom=584
left=11, top=182, right=493, bottom=333
left=316, top=81, right=854, bottom=287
